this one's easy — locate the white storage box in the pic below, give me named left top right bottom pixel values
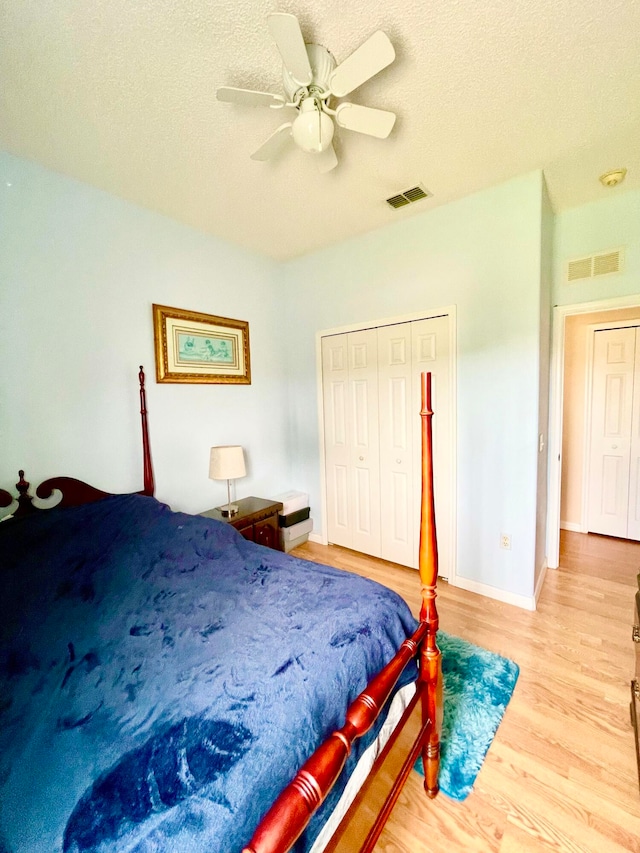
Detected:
left=280, top=518, right=313, bottom=542
left=272, top=490, right=309, bottom=516
left=283, top=533, right=309, bottom=554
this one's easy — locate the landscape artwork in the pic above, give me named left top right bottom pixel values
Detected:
left=176, top=332, right=236, bottom=366
left=153, top=304, right=251, bottom=384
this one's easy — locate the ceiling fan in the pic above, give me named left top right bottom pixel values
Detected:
left=217, top=13, right=397, bottom=173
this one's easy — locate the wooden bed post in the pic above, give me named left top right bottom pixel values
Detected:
left=419, top=371, right=442, bottom=798
left=139, top=366, right=155, bottom=497
left=14, top=471, right=34, bottom=515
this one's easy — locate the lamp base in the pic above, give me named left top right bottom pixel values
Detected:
left=220, top=504, right=239, bottom=518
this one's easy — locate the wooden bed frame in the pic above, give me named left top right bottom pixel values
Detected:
left=0, top=365, right=442, bottom=853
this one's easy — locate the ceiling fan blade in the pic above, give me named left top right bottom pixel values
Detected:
left=267, top=13, right=312, bottom=87
left=335, top=102, right=396, bottom=138
left=316, top=144, right=338, bottom=173
left=217, top=87, right=286, bottom=108
left=250, top=123, right=293, bottom=161
left=329, top=31, right=395, bottom=98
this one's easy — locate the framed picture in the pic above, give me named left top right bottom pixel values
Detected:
left=152, top=304, right=251, bottom=384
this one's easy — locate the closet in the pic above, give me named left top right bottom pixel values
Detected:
left=587, top=325, right=640, bottom=540
left=321, top=315, right=451, bottom=574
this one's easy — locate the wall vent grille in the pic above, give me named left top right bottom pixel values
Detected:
left=593, top=251, right=621, bottom=276
left=567, top=257, right=593, bottom=281
left=386, top=194, right=411, bottom=209
left=566, top=248, right=624, bottom=282
left=386, top=184, right=432, bottom=209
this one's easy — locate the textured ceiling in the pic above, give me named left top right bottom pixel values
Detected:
left=1, top=0, right=639, bottom=261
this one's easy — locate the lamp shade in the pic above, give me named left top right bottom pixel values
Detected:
left=292, top=99, right=334, bottom=154
left=209, top=446, right=246, bottom=481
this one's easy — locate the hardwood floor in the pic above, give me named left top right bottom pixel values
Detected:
left=292, top=531, right=640, bottom=852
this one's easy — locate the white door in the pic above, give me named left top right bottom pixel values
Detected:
left=322, top=334, right=351, bottom=549
left=378, top=322, right=415, bottom=566
left=322, top=330, right=381, bottom=556
left=587, top=327, right=636, bottom=537
left=628, top=332, right=640, bottom=539
left=412, top=316, right=451, bottom=574
left=322, top=315, right=452, bottom=576
left=377, top=317, right=450, bottom=573
left=348, top=329, right=382, bottom=557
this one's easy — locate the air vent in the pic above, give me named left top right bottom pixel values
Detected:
left=403, top=186, right=429, bottom=202
left=386, top=184, right=432, bottom=209
left=566, top=248, right=624, bottom=282
left=593, top=251, right=621, bottom=276
left=567, top=257, right=594, bottom=281
left=386, top=194, right=411, bottom=209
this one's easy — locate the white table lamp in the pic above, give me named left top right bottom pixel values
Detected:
left=209, top=445, right=246, bottom=517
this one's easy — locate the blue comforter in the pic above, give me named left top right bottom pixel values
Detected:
left=0, top=495, right=417, bottom=853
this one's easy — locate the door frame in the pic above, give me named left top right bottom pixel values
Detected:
left=547, top=294, right=640, bottom=568
left=315, top=306, right=457, bottom=585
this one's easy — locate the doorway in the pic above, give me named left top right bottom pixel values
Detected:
left=547, top=296, right=640, bottom=568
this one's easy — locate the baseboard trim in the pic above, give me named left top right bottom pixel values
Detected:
left=308, top=532, right=324, bottom=545
left=534, top=559, right=548, bottom=607
left=560, top=520, right=583, bottom=533
left=452, top=575, right=536, bottom=611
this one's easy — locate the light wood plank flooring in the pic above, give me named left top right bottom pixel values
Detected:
left=292, top=531, right=640, bottom=852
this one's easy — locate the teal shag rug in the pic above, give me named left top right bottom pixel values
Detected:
left=415, top=631, right=519, bottom=801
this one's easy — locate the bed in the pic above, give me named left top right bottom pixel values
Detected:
left=0, top=367, right=442, bottom=853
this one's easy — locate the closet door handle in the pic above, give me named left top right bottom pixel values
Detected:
left=396, top=459, right=402, bottom=464
left=359, top=456, right=364, bottom=461
left=611, top=444, right=618, bottom=449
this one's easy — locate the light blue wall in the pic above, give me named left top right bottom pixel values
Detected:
left=0, top=151, right=290, bottom=514
left=553, top=189, right=640, bottom=306
left=281, top=172, right=546, bottom=600
left=1, top=152, right=559, bottom=602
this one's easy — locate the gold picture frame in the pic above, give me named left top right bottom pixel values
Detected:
left=152, top=304, right=251, bottom=384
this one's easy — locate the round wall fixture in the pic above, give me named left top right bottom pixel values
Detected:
left=599, top=168, right=627, bottom=187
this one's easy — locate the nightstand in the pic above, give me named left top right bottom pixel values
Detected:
left=201, top=497, right=284, bottom=551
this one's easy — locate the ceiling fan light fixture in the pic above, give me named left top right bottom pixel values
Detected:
left=292, top=99, right=334, bottom=153
left=218, top=14, right=397, bottom=169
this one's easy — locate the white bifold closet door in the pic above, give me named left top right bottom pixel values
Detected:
left=587, top=326, right=640, bottom=540
left=322, top=315, right=450, bottom=574
left=321, top=328, right=382, bottom=558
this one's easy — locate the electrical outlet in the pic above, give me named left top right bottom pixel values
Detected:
left=500, top=534, right=511, bottom=550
